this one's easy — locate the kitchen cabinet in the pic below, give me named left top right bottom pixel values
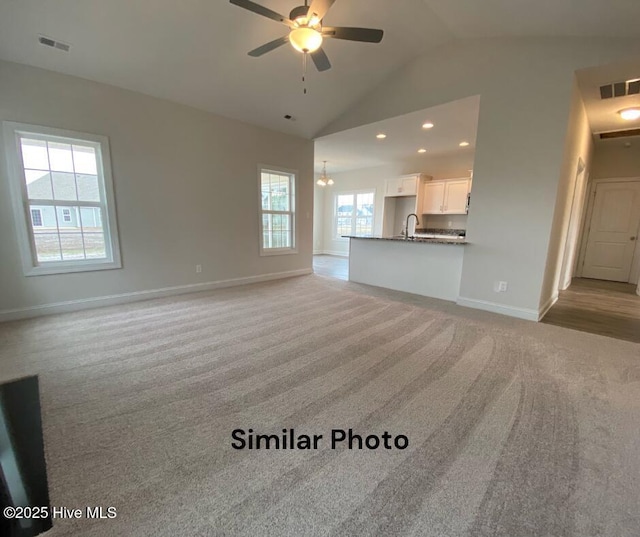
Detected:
left=421, top=178, right=471, bottom=215
left=385, top=175, right=419, bottom=197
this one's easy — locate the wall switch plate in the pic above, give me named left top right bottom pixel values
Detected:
left=196, top=265, right=202, bottom=273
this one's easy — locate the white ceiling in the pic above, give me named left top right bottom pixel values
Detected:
left=2, top=1, right=640, bottom=141
left=314, top=95, right=479, bottom=173
left=576, top=59, right=640, bottom=142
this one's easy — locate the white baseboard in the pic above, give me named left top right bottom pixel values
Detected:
left=317, top=250, right=349, bottom=257
left=0, top=268, right=312, bottom=322
left=456, top=296, right=540, bottom=322
left=537, top=293, right=559, bottom=321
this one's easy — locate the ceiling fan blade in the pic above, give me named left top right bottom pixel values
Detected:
left=322, top=26, right=384, bottom=43
left=306, top=0, right=336, bottom=21
left=230, top=0, right=293, bottom=27
left=310, top=47, right=331, bottom=72
left=248, top=36, right=289, bottom=57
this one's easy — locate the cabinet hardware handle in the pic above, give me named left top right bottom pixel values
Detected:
left=632, top=237, right=637, bottom=241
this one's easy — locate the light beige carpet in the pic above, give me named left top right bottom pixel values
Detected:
left=1, top=274, right=639, bottom=536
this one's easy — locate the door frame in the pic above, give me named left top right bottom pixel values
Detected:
left=576, top=176, right=640, bottom=284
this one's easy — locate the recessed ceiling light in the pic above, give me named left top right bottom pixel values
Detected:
left=376, top=133, right=387, bottom=139
left=619, top=108, right=640, bottom=121
left=418, top=148, right=427, bottom=153
left=459, top=141, right=470, bottom=147
left=422, top=122, right=434, bottom=129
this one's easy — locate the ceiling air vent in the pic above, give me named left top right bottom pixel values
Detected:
left=38, top=35, right=70, bottom=52
left=599, top=129, right=640, bottom=140
left=599, top=79, right=640, bottom=99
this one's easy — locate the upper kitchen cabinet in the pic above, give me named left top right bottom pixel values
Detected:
left=385, top=174, right=428, bottom=197
left=421, top=178, right=471, bottom=215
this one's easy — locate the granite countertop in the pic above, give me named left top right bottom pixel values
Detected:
left=343, top=235, right=467, bottom=245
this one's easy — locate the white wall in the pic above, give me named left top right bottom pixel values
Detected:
left=320, top=37, right=640, bottom=318
left=591, top=142, right=640, bottom=179
left=540, top=81, right=593, bottom=310
left=0, top=60, right=314, bottom=316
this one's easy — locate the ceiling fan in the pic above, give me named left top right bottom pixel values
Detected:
left=230, top=0, right=384, bottom=72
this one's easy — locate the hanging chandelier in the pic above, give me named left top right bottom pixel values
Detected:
left=316, top=160, right=334, bottom=186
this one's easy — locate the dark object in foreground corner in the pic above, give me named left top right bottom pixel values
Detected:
left=0, top=376, right=52, bottom=536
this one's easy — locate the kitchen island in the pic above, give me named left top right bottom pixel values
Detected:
left=344, top=235, right=467, bottom=302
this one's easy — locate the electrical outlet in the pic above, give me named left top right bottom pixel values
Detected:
left=196, top=264, right=202, bottom=273
left=494, top=281, right=508, bottom=292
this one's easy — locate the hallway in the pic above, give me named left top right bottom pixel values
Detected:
left=542, top=278, right=640, bottom=343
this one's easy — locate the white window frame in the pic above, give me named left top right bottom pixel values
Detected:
left=258, top=166, right=297, bottom=256
left=30, top=208, right=43, bottom=227
left=3, top=122, right=122, bottom=276
left=62, top=208, right=72, bottom=223
left=334, top=190, right=376, bottom=240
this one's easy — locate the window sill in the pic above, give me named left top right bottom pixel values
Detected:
left=24, top=259, right=122, bottom=277
left=259, top=248, right=298, bottom=257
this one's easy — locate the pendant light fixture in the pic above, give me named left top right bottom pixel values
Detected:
left=316, top=160, right=334, bottom=186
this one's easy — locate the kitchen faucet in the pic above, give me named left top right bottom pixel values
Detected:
left=405, top=213, right=420, bottom=240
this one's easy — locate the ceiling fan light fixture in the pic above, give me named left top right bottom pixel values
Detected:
left=619, top=108, right=640, bottom=121
left=289, top=27, right=323, bottom=53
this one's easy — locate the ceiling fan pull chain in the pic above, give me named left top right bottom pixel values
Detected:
left=302, top=52, right=308, bottom=94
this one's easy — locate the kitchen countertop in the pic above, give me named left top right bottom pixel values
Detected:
left=343, top=235, right=467, bottom=245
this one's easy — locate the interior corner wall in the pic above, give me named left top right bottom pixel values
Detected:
left=313, top=183, right=325, bottom=254
left=0, top=60, right=314, bottom=316
left=319, top=37, right=640, bottom=317
left=539, top=81, right=593, bottom=310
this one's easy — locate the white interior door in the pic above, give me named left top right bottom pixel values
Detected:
left=582, top=181, right=640, bottom=282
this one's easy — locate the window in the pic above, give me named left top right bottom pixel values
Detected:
left=3, top=122, right=121, bottom=275
left=335, top=191, right=375, bottom=239
left=30, top=208, right=43, bottom=227
left=259, top=168, right=296, bottom=255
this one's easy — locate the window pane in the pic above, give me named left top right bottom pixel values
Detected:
left=83, top=232, right=106, bottom=259
left=25, top=170, right=53, bottom=200
left=76, top=174, right=100, bottom=202
left=21, top=139, right=49, bottom=170
left=336, top=194, right=354, bottom=217
left=261, top=173, right=290, bottom=211
left=357, top=193, right=374, bottom=217
left=59, top=232, right=85, bottom=260
left=355, top=217, right=373, bottom=235
left=72, top=145, right=98, bottom=174
left=33, top=232, right=62, bottom=262
left=47, top=141, right=74, bottom=172
left=261, top=173, right=271, bottom=210
left=80, top=207, right=103, bottom=228
left=52, top=172, right=77, bottom=201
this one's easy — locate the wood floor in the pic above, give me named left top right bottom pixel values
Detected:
left=542, top=278, right=640, bottom=343
left=313, top=254, right=349, bottom=281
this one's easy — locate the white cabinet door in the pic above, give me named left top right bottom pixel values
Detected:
left=401, top=176, right=418, bottom=196
left=386, top=176, right=418, bottom=197
left=443, top=180, right=470, bottom=214
left=422, top=182, right=445, bottom=213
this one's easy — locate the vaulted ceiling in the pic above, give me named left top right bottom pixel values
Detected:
left=1, top=0, right=640, bottom=140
